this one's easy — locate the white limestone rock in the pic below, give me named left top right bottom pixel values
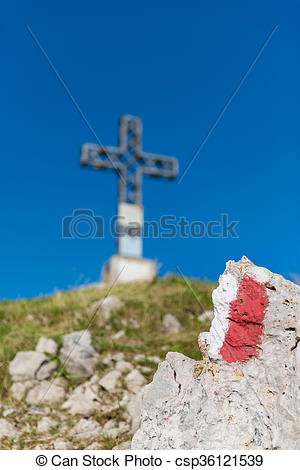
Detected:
left=70, top=418, right=102, bottom=441
left=53, top=438, right=72, bottom=450
left=0, top=419, right=20, bottom=439
left=9, top=351, right=47, bottom=381
left=37, top=417, right=59, bottom=433
left=125, top=369, right=146, bottom=394
left=11, top=380, right=37, bottom=401
left=162, top=313, right=183, bottom=334
left=26, top=380, right=66, bottom=406
left=132, top=257, right=300, bottom=450
left=99, top=370, right=121, bottom=392
left=36, top=361, right=58, bottom=381
left=59, top=330, right=100, bottom=378
left=61, top=380, right=100, bottom=415
left=36, top=337, right=58, bottom=355
left=102, top=420, right=129, bottom=439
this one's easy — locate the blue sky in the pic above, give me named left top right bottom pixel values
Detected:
left=1, top=1, right=299, bottom=299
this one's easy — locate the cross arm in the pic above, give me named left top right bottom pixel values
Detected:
left=140, top=152, right=179, bottom=179
left=80, top=143, right=122, bottom=171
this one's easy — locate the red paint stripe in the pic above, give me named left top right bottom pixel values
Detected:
left=220, top=274, right=269, bottom=363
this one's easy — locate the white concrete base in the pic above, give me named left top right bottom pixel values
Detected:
left=101, top=255, right=156, bottom=285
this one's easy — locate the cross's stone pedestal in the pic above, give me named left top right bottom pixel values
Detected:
left=80, top=115, right=178, bottom=284
left=102, top=255, right=156, bottom=285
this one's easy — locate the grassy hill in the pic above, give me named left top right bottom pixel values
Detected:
left=0, top=276, right=215, bottom=448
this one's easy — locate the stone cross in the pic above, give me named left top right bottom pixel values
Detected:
left=80, top=115, right=178, bottom=258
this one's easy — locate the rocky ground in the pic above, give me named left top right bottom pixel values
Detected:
left=0, top=277, right=214, bottom=449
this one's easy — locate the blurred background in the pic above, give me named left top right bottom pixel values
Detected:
left=0, top=0, right=299, bottom=298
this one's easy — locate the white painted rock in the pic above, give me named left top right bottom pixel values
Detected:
left=9, top=351, right=47, bottom=381
left=59, top=330, right=100, bottom=378
left=132, top=257, right=300, bottom=450
left=36, top=337, right=58, bottom=355
left=162, top=313, right=183, bottom=334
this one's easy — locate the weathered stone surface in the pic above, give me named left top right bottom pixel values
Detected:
left=116, top=360, right=133, bottom=372
left=37, top=417, right=59, bottom=433
left=36, top=361, right=58, bottom=381
left=162, top=313, right=183, bottom=334
left=99, top=370, right=121, bottom=392
left=26, top=380, right=66, bottom=406
left=0, top=419, right=19, bottom=439
left=53, top=438, right=72, bottom=450
left=102, top=420, right=129, bottom=438
left=36, top=337, right=58, bottom=355
left=70, top=418, right=102, bottom=441
left=113, top=440, right=132, bottom=450
left=59, top=331, right=100, bottom=378
left=122, top=387, right=145, bottom=433
left=9, top=351, right=47, bottom=381
left=11, top=380, right=37, bottom=400
left=125, top=369, right=145, bottom=394
left=61, top=380, right=100, bottom=415
left=132, top=257, right=300, bottom=450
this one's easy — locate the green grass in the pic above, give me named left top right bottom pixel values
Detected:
left=0, top=276, right=215, bottom=402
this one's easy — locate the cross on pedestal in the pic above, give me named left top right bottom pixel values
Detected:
left=80, top=114, right=178, bottom=264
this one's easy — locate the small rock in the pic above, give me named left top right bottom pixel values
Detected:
left=113, top=440, right=132, bottom=450
left=37, top=417, right=59, bottom=433
left=11, top=380, right=36, bottom=401
left=162, top=313, right=183, bottom=334
left=61, top=381, right=99, bottom=416
left=53, top=438, right=72, bottom=450
left=102, top=354, right=113, bottom=366
left=2, top=408, right=17, bottom=417
left=36, top=337, right=58, bottom=355
left=116, top=360, right=133, bottom=373
left=9, top=351, right=47, bottom=381
left=112, top=352, right=124, bottom=362
left=59, top=331, right=100, bottom=378
left=103, top=420, right=129, bottom=438
left=198, top=310, right=214, bottom=321
left=99, top=370, right=121, bottom=392
left=86, top=442, right=102, bottom=450
left=36, top=361, right=58, bottom=381
left=125, top=370, right=146, bottom=394
left=52, top=376, right=68, bottom=389
left=26, top=380, right=66, bottom=406
left=139, top=366, right=152, bottom=373
left=0, top=418, right=19, bottom=439
left=148, top=356, right=162, bottom=364
left=112, top=330, right=125, bottom=340
left=70, top=418, right=102, bottom=441
left=89, top=296, right=123, bottom=324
